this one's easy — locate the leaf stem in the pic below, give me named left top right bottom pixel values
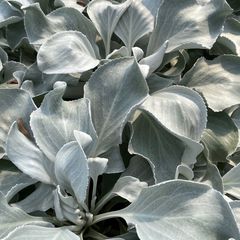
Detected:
left=91, top=211, right=120, bottom=225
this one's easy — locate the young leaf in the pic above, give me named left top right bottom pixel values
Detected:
left=55, top=0, right=85, bottom=12
left=181, top=55, right=240, bottom=111
left=30, top=82, right=97, bottom=162
left=84, top=58, right=148, bottom=156
left=37, top=31, right=99, bottom=74
left=147, top=0, right=231, bottom=54
left=101, top=180, right=239, bottom=240
left=87, top=0, right=131, bottom=56
left=55, top=141, right=89, bottom=204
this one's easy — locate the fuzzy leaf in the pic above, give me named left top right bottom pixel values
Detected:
left=212, top=17, right=240, bottom=56
left=37, top=31, right=99, bottom=74
left=0, top=160, right=36, bottom=201
left=223, top=163, right=240, bottom=199
left=13, top=184, right=54, bottom=213
left=55, top=141, right=89, bottom=204
left=4, top=225, right=79, bottom=240
left=181, top=55, right=240, bottom=111
left=6, top=122, right=54, bottom=184
left=147, top=0, right=231, bottom=54
left=0, top=0, right=22, bottom=28
left=24, top=3, right=98, bottom=52
left=141, top=86, right=207, bottom=141
left=87, top=0, right=131, bottom=56
left=21, top=62, right=78, bottom=97
left=115, top=0, right=154, bottom=51
left=95, top=176, right=147, bottom=214
left=201, top=111, right=238, bottom=163
left=130, top=111, right=192, bottom=182
left=84, top=58, right=148, bottom=156
left=0, top=193, right=51, bottom=239
left=30, top=82, right=97, bottom=162
left=122, top=155, right=154, bottom=185
left=0, top=89, right=36, bottom=158
left=111, top=180, right=239, bottom=240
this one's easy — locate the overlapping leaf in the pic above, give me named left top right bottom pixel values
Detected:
left=115, top=0, right=154, bottom=52
left=147, top=0, right=231, bottom=54
left=181, top=55, right=240, bottom=111
left=201, top=111, right=239, bottom=163
left=0, top=88, right=36, bottom=158
left=0, top=193, right=51, bottom=239
left=101, top=180, right=239, bottom=240
left=24, top=3, right=98, bottom=52
left=30, top=81, right=97, bottom=162
left=37, top=31, right=100, bottom=74
left=84, top=57, right=148, bottom=156
left=87, top=0, right=131, bottom=56
left=3, top=225, right=79, bottom=240
left=0, top=0, right=22, bottom=28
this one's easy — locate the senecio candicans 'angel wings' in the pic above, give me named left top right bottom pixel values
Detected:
left=0, top=0, right=240, bottom=239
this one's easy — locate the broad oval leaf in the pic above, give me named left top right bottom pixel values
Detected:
left=24, top=3, right=98, bottom=52
left=55, top=141, right=89, bottom=204
left=147, top=0, right=231, bottom=54
left=107, top=180, right=239, bottom=240
left=21, top=62, right=78, bottom=97
left=181, top=55, right=240, bottom=111
left=13, top=184, right=55, bottom=213
left=37, top=31, right=99, bottom=74
left=87, top=0, right=131, bottom=56
left=122, top=155, right=154, bottom=185
left=4, top=225, right=79, bottom=240
left=84, top=57, right=148, bottom=156
left=141, top=85, right=207, bottom=141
